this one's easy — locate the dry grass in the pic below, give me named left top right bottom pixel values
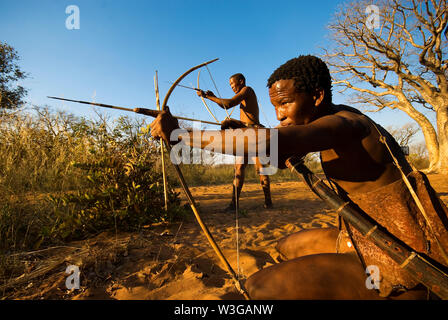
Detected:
left=0, top=107, right=183, bottom=252
left=0, top=106, right=434, bottom=299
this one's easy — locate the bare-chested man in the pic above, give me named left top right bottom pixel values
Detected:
left=197, top=73, right=273, bottom=211
left=150, top=55, right=448, bottom=299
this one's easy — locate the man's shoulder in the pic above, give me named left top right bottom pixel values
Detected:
left=312, top=104, right=372, bottom=136
left=242, top=86, right=256, bottom=96
left=331, top=104, right=372, bottom=125
left=332, top=104, right=364, bottom=117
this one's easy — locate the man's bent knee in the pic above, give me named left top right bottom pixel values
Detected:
left=246, top=254, right=381, bottom=300
left=275, top=228, right=341, bottom=259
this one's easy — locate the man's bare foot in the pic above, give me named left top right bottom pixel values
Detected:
left=263, top=202, right=273, bottom=209
left=223, top=202, right=237, bottom=213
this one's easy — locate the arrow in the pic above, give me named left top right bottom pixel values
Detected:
left=47, top=96, right=220, bottom=126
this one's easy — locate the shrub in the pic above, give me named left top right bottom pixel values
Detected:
left=0, top=108, right=185, bottom=251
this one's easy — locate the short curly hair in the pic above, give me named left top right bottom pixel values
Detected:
left=230, top=73, right=245, bottom=84
left=267, top=55, right=332, bottom=103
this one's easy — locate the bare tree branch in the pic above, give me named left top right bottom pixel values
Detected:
left=322, top=0, right=448, bottom=172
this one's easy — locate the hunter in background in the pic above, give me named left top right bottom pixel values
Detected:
left=197, top=73, right=273, bottom=211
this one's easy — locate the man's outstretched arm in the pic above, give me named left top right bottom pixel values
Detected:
left=149, top=109, right=369, bottom=160
left=198, top=87, right=249, bottom=109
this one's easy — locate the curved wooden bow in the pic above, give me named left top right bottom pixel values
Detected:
left=160, top=58, right=250, bottom=300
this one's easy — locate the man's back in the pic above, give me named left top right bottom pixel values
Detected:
left=314, top=104, right=409, bottom=195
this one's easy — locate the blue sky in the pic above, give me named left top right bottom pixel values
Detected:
left=1, top=0, right=431, bottom=136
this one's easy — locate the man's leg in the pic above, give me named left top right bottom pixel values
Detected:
left=255, top=157, right=272, bottom=209
left=225, top=163, right=246, bottom=212
left=275, top=228, right=356, bottom=260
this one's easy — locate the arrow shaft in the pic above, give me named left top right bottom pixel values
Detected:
left=47, top=96, right=220, bottom=126
left=168, top=83, right=201, bottom=92
left=47, top=96, right=134, bottom=112
left=155, top=71, right=169, bottom=212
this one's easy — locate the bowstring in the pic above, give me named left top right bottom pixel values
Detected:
left=197, top=70, right=220, bottom=125
left=257, top=97, right=272, bottom=128
left=205, top=64, right=242, bottom=279
left=205, top=64, right=234, bottom=119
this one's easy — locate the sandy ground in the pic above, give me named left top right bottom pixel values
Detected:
left=2, top=174, right=448, bottom=300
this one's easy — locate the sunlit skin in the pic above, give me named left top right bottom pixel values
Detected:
left=152, top=79, right=406, bottom=194
left=150, top=79, right=425, bottom=299
left=269, top=79, right=406, bottom=194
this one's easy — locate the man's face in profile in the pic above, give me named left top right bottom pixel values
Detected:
left=229, top=77, right=244, bottom=94
left=269, top=79, right=317, bottom=127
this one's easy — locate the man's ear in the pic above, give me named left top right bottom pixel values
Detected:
left=313, top=88, right=325, bottom=107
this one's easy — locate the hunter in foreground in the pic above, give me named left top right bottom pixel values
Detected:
left=150, top=55, right=448, bottom=299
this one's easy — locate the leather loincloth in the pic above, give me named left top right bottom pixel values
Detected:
left=235, top=122, right=267, bottom=171
left=340, top=171, right=448, bottom=297
left=245, top=123, right=264, bottom=128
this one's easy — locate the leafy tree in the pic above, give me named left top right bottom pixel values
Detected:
left=0, top=42, right=27, bottom=109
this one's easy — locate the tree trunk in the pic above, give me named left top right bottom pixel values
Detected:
left=435, top=104, right=448, bottom=174
left=395, top=98, right=440, bottom=172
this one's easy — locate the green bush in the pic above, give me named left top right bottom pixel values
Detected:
left=0, top=108, right=185, bottom=252
left=47, top=140, right=184, bottom=241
